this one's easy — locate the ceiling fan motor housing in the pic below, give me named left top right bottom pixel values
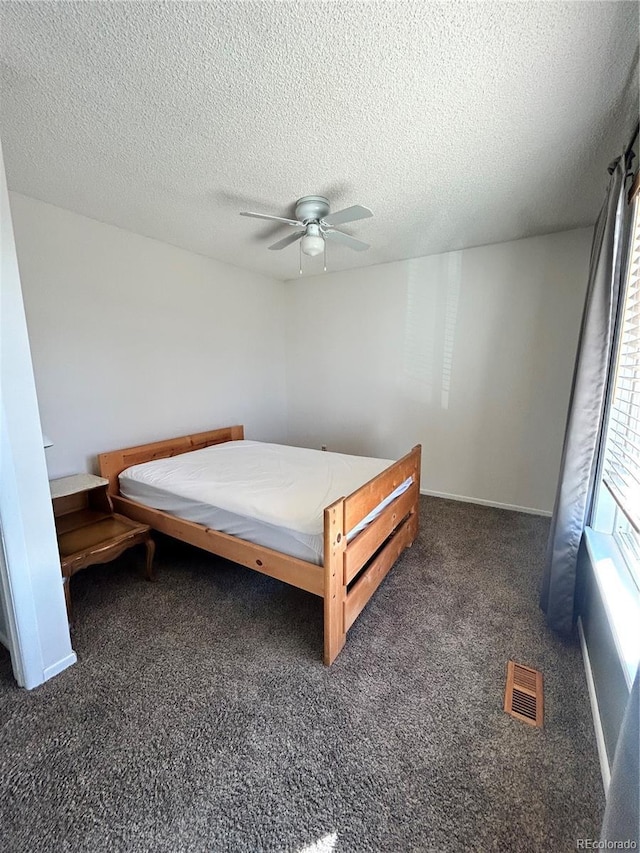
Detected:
left=295, top=195, right=330, bottom=224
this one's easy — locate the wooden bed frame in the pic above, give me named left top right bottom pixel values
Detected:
left=98, top=426, right=421, bottom=665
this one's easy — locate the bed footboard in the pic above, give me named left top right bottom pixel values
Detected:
left=323, top=445, right=421, bottom=665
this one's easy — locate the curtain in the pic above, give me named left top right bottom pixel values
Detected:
left=601, top=666, right=640, bottom=846
left=540, top=155, right=629, bottom=634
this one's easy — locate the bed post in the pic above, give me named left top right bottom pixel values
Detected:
left=323, top=498, right=347, bottom=665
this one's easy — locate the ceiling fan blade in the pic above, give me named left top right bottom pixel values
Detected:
left=324, top=230, right=370, bottom=252
left=321, top=205, right=373, bottom=227
left=268, top=232, right=304, bottom=251
left=240, top=211, right=301, bottom=227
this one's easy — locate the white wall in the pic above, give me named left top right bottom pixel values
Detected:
left=10, top=190, right=591, bottom=515
left=9, top=193, right=288, bottom=478
left=0, top=144, right=76, bottom=688
left=285, top=228, right=592, bottom=514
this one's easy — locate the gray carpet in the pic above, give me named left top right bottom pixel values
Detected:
left=0, top=497, right=603, bottom=852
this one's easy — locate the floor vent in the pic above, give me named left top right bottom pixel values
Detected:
left=504, top=661, right=543, bottom=727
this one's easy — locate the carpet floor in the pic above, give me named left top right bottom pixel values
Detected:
left=0, top=496, right=603, bottom=852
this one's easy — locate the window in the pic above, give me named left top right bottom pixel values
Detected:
left=588, top=186, right=640, bottom=688
left=593, top=192, right=640, bottom=590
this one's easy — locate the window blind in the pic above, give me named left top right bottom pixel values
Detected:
left=603, top=199, right=640, bottom=532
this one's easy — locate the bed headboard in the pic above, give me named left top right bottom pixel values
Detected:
left=98, top=425, right=244, bottom=496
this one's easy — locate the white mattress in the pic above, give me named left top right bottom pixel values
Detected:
left=119, top=440, right=412, bottom=564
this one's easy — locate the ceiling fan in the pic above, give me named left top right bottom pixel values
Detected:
left=240, top=195, right=373, bottom=269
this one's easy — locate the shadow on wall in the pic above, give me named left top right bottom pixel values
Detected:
left=397, top=246, right=548, bottom=504
left=393, top=236, right=586, bottom=508
left=394, top=253, right=471, bottom=491
left=401, top=251, right=462, bottom=410
left=328, top=254, right=464, bottom=463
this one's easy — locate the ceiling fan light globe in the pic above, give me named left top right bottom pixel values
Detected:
left=301, top=234, right=325, bottom=257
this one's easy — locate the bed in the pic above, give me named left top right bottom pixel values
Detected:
left=98, top=426, right=421, bottom=665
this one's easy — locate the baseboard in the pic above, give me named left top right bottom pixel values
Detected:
left=578, top=616, right=611, bottom=794
left=41, top=651, right=77, bottom=684
left=419, top=488, right=552, bottom=517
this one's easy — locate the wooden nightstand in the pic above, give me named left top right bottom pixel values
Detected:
left=50, top=474, right=155, bottom=618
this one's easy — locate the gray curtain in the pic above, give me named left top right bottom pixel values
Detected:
left=540, top=155, right=629, bottom=634
left=601, top=667, right=640, bottom=846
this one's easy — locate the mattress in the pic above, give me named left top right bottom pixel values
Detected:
left=119, top=440, right=412, bottom=564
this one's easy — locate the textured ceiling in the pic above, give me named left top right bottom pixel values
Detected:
left=0, top=2, right=638, bottom=281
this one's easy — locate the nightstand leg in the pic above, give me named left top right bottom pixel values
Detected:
left=63, top=574, right=72, bottom=621
left=144, top=536, right=156, bottom=581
